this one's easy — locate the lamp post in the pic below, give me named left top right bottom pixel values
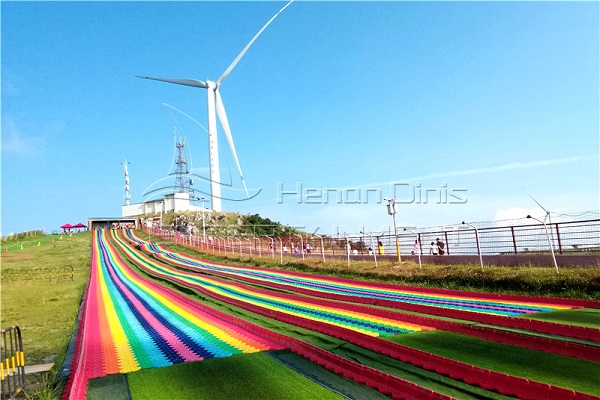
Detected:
left=527, top=215, right=559, bottom=274
left=462, top=221, right=484, bottom=270
left=403, top=228, right=422, bottom=269
left=384, top=198, right=401, bottom=262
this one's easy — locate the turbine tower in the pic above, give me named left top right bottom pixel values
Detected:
left=137, top=0, right=294, bottom=211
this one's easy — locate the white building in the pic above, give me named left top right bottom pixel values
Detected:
left=121, top=192, right=205, bottom=217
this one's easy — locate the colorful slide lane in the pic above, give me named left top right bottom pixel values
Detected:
left=124, top=230, right=600, bottom=361
left=113, top=231, right=433, bottom=338
left=128, top=231, right=568, bottom=316
left=63, top=230, right=283, bottom=400
left=119, top=231, right=600, bottom=400
left=128, top=230, right=600, bottom=342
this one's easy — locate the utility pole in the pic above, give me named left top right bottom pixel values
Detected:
left=384, top=198, right=401, bottom=262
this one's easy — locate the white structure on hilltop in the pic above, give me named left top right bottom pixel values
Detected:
left=121, top=192, right=206, bottom=218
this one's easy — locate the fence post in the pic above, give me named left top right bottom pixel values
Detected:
left=444, top=231, right=450, bottom=255
left=555, top=223, right=563, bottom=254
left=510, top=226, right=517, bottom=254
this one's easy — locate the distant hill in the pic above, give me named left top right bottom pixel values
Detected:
left=139, top=211, right=299, bottom=237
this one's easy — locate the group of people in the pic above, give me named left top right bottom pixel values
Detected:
left=283, top=242, right=312, bottom=254
left=281, top=238, right=446, bottom=256
left=363, top=242, right=386, bottom=256
left=411, top=238, right=445, bottom=255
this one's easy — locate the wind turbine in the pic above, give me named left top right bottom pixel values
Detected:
left=137, top=0, right=294, bottom=211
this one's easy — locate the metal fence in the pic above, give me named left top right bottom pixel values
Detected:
left=1, top=326, right=25, bottom=399
left=361, top=218, right=600, bottom=256
left=142, top=212, right=600, bottom=259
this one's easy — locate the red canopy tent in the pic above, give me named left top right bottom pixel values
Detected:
left=73, top=222, right=87, bottom=231
left=60, top=223, right=73, bottom=234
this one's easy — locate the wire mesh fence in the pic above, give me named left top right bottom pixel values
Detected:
left=342, top=212, right=600, bottom=256
left=144, top=211, right=599, bottom=258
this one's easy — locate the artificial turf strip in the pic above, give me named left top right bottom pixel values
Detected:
left=86, top=374, right=131, bottom=400
left=122, top=242, right=593, bottom=398
left=329, top=341, right=512, bottom=400
left=387, top=330, right=600, bottom=396
left=524, top=308, right=600, bottom=328
left=266, top=350, right=391, bottom=400
left=134, top=269, right=509, bottom=399
left=126, top=352, right=343, bottom=400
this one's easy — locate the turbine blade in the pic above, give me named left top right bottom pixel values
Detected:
left=522, top=188, right=549, bottom=214
left=216, top=0, right=294, bottom=87
left=136, top=75, right=208, bottom=89
left=215, top=89, right=249, bottom=198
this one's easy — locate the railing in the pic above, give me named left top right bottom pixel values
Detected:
left=141, top=217, right=600, bottom=260
left=379, top=219, right=600, bottom=256
left=1, top=326, right=25, bottom=399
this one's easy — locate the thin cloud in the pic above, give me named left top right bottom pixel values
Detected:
left=2, top=72, right=21, bottom=97
left=357, top=155, right=597, bottom=188
left=1, top=121, right=44, bottom=157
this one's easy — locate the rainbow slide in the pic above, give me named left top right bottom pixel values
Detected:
left=62, top=230, right=283, bottom=399
left=126, top=230, right=573, bottom=317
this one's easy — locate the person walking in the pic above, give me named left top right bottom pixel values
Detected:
left=412, top=240, right=421, bottom=255
left=429, top=242, right=437, bottom=255
left=436, top=238, right=445, bottom=255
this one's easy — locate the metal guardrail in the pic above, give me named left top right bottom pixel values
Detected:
left=142, top=216, right=600, bottom=260
left=1, top=326, right=25, bottom=399
left=365, top=219, right=600, bottom=256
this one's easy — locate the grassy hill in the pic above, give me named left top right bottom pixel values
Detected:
left=2, top=229, right=599, bottom=399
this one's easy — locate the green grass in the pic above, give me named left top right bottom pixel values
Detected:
left=0, top=231, right=91, bottom=399
left=1, top=231, right=74, bottom=252
left=137, top=230, right=600, bottom=300
left=3, top=230, right=599, bottom=399
left=126, top=352, right=343, bottom=400
left=525, top=308, right=600, bottom=328
left=1, top=231, right=91, bottom=364
left=387, top=330, right=600, bottom=395
left=131, top=260, right=598, bottom=398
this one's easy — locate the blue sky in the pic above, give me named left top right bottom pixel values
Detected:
left=2, top=1, right=598, bottom=236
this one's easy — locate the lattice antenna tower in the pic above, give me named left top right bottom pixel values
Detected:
left=174, top=129, right=193, bottom=195
left=123, top=159, right=131, bottom=205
